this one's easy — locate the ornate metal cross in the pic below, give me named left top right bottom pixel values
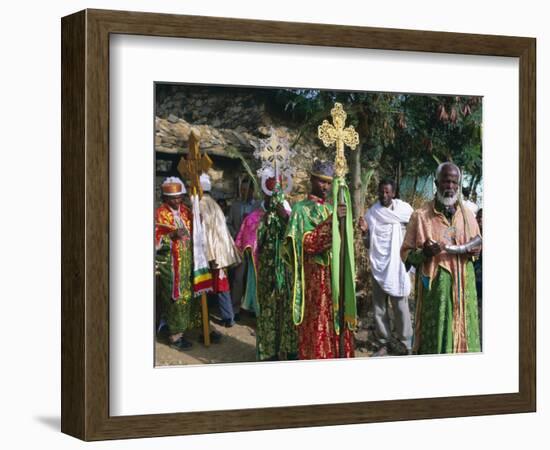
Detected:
left=177, top=129, right=213, bottom=197
left=254, top=128, right=295, bottom=195
left=318, top=103, right=359, bottom=178
left=254, top=128, right=294, bottom=180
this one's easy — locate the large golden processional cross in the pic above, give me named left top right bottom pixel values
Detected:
left=317, top=103, right=359, bottom=177
left=177, top=129, right=213, bottom=196
left=317, top=103, right=359, bottom=358
left=176, top=129, right=213, bottom=346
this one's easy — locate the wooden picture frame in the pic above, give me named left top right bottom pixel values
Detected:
left=61, top=9, right=536, bottom=441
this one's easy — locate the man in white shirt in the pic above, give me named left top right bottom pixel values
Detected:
left=359, top=179, right=414, bottom=356
left=462, top=186, right=479, bottom=216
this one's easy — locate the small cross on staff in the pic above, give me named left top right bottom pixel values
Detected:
left=317, top=103, right=359, bottom=357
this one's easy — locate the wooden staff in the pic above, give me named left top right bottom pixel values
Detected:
left=177, top=130, right=213, bottom=346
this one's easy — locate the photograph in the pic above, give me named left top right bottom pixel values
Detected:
left=153, top=83, right=483, bottom=366
left=56, top=5, right=537, bottom=442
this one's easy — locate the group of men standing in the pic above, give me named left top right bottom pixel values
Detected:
left=360, top=162, right=482, bottom=356
left=155, top=159, right=482, bottom=361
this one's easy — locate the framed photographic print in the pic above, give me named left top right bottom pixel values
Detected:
left=61, top=9, right=536, bottom=441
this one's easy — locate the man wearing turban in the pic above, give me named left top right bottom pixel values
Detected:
left=282, top=160, right=354, bottom=359
left=155, top=177, right=200, bottom=350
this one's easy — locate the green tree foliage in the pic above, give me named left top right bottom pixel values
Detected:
left=383, top=94, right=482, bottom=189
left=269, top=88, right=482, bottom=204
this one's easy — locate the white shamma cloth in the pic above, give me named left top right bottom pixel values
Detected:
left=365, top=199, right=414, bottom=297
left=199, top=193, right=242, bottom=269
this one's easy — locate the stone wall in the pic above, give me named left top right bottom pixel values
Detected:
left=155, top=85, right=333, bottom=202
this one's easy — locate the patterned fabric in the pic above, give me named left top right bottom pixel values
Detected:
left=235, top=208, right=265, bottom=268
left=241, top=252, right=259, bottom=315
left=401, top=200, right=481, bottom=353
left=311, top=159, right=334, bottom=180
left=211, top=268, right=230, bottom=293
left=190, top=194, right=213, bottom=295
left=413, top=262, right=480, bottom=354
left=283, top=195, right=354, bottom=359
left=155, top=203, right=200, bottom=334
left=329, top=177, right=357, bottom=333
left=235, top=207, right=265, bottom=315
left=283, top=195, right=332, bottom=325
left=256, top=192, right=298, bottom=360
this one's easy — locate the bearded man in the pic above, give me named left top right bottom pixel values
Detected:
left=401, top=162, right=481, bottom=354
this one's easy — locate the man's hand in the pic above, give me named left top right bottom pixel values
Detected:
left=358, top=216, right=368, bottom=233
left=170, top=229, right=186, bottom=240
left=467, top=246, right=482, bottom=258
left=275, top=203, right=289, bottom=220
left=423, top=239, right=442, bottom=257
left=336, top=204, right=347, bottom=219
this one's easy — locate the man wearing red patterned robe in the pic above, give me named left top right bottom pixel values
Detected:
left=283, top=160, right=354, bottom=359
left=155, top=177, right=199, bottom=351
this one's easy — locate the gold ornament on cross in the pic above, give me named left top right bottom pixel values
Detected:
left=177, top=129, right=213, bottom=197
left=317, top=103, right=359, bottom=177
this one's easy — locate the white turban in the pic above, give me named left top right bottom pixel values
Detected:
left=199, top=173, right=212, bottom=192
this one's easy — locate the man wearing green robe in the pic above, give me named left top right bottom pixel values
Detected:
left=283, top=160, right=355, bottom=360
left=255, top=168, right=297, bottom=361
left=401, top=162, right=481, bottom=354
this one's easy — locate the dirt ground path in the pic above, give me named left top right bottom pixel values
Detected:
left=155, top=306, right=383, bottom=366
left=155, top=312, right=258, bottom=366
left=154, top=285, right=484, bottom=366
